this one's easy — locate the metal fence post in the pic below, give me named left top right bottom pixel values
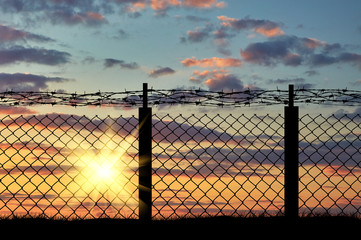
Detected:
left=139, top=83, right=152, bottom=221
left=284, top=84, right=299, bottom=219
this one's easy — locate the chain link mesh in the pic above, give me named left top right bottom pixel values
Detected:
left=0, top=114, right=139, bottom=219
left=299, top=114, right=361, bottom=216
left=0, top=112, right=360, bottom=219
left=152, top=114, right=285, bottom=219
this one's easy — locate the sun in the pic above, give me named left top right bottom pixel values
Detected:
left=67, top=129, right=138, bottom=217
left=96, top=163, right=114, bottom=180
left=79, top=149, right=123, bottom=192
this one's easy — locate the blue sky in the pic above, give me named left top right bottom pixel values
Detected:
left=0, top=0, right=360, bottom=113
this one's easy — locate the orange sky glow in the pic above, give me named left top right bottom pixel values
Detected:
left=0, top=113, right=360, bottom=219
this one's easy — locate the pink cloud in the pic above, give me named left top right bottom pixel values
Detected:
left=303, top=38, right=326, bottom=49
left=182, top=0, right=226, bottom=8
left=86, top=12, right=106, bottom=21
left=151, top=0, right=181, bottom=11
left=125, top=0, right=225, bottom=14
left=254, top=26, right=284, bottom=38
left=181, top=57, right=242, bottom=68
left=323, top=165, right=361, bottom=177
left=0, top=106, right=37, bottom=115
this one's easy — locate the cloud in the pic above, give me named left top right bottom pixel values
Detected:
left=182, top=56, right=244, bottom=91
left=189, top=69, right=245, bottom=91
left=240, top=35, right=361, bottom=69
left=241, top=36, right=298, bottom=66
left=0, top=106, right=38, bottom=115
left=267, top=77, right=315, bottom=88
left=218, top=16, right=284, bottom=37
left=0, top=72, right=70, bottom=91
left=186, top=26, right=212, bottom=43
left=332, top=107, right=361, bottom=121
left=0, top=46, right=71, bottom=66
left=0, top=112, right=235, bottom=145
left=0, top=164, right=75, bottom=176
left=0, top=24, right=54, bottom=42
left=181, top=22, right=215, bottom=44
left=50, top=10, right=108, bottom=26
left=149, top=67, right=175, bottom=78
left=181, top=57, right=242, bottom=68
left=182, top=15, right=284, bottom=55
left=113, top=29, right=129, bottom=40
left=0, top=0, right=108, bottom=26
left=104, top=58, right=139, bottom=69
left=268, top=78, right=305, bottom=85
left=185, top=15, right=209, bottom=22
left=182, top=0, right=226, bottom=9
left=205, top=73, right=244, bottom=92
left=150, top=0, right=181, bottom=14
left=0, top=0, right=226, bottom=22
left=116, top=0, right=225, bottom=15
left=304, top=70, right=319, bottom=76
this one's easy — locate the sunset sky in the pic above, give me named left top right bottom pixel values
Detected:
left=0, top=0, right=360, bottom=100
left=1, top=0, right=361, bottom=219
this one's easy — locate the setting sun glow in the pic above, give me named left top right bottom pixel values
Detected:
left=65, top=130, right=139, bottom=218
left=81, top=153, right=118, bottom=187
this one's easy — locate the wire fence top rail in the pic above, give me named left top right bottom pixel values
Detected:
left=0, top=88, right=361, bottom=107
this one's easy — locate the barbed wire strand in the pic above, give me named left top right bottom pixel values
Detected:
left=0, top=88, right=360, bottom=107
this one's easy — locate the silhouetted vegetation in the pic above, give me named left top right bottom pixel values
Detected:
left=1, top=214, right=360, bottom=225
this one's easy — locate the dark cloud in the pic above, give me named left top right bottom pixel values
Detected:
left=0, top=24, right=54, bottom=42
left=82, top=56, right=96, bottom=64
left=218, top=16, right=284, bottom=37
left=0, top=46, right=71, bottom=66
left=182, top=23, right=214, bottom=43
left=149, top=67, right=175, bottom=78
left=0, top=72, right=70, bottom=91
left=241, top=36, right=300, bottom=66
left=0, top=0, right=107, bottom=27
left=104, top=58, right=139, bottom=69
left=186, top=28, right=211, bottom=43
left=49, top=10, right=108, bottom=26
left=333, top=107, right=361, bottom=121
left=308, top=52, right=361, bottom=68
left=189, top=69, right=245, bottom=92
left=185, top=15, right=209, bottom=22
left=268, top=78, right=315, bottom=89
left=206, top=73, right=244, bottom=92
left=0, top=112, right=234, bottom=145
left=0, top=0, right=225, bottom=24
left=304, top=70, right=319, bottom=76
left=308, top=54, right=336, bottom=67
left=182, top=15, right=284, bottom=55
left=241, top=35, right=361, bottom=69
left=113, top=29, right=128, bottom=40
left=0, top=0, right=101, bottom=13
left=268, top=78, right=305, bottom=85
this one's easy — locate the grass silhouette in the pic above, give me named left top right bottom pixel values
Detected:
left=1, top=213, right=360, bottom=225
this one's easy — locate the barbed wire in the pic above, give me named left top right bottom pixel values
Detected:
left=0, top=88, right=360, bottom=108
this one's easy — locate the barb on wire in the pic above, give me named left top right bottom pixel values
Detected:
left=0, top=88, right=360, bottom=107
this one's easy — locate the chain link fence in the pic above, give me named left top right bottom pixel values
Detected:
left=152, top=113, right=284, bottom=219
left=0, top=114, right=139, bottom=219
left=0, top=112, right=360, bottom=219
left=299, top=114, right=361, bottom=216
